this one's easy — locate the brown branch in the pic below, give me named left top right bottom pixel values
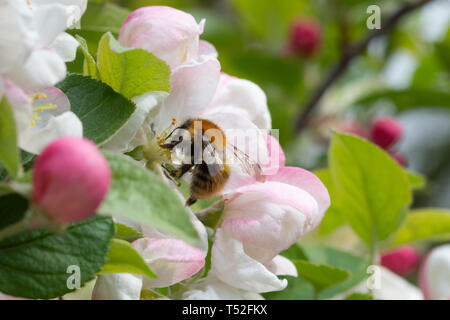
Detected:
left=295, top=0, right=433, bottom=132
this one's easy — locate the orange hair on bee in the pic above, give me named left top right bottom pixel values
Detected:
left=186, top=118, right=227, bottom=150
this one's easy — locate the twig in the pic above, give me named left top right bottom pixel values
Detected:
left=295, top=0, right=433, bottom=132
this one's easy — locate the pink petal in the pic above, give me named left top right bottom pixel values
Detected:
left=198, top=40, right=217, bottom=59
left=132, top=238, right=205, bottom=288
left=221, top=185, right=318, bottom=263
left=266, top=166, right=330, bottom=218
left=262, top=133, right=285, bottom=175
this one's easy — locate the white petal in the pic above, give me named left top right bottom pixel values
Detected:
left=420, top=244, right=450, bottom=300
left=30, top=0, right=87, bottom=28
left=102, top=91, right=168, bottom=152
left=32, top=3, right=69, bottom=47
left=211, top=228, right=287, bottom=293
left=6, top=48, right=67, bottom=90
left=153, top=56, right=220, bottom=133
left=0, top=1, right=37, bottom=73
left=19, top=111, right=83, bottom=154
left=92, top=274, right=142, bottom=300
left=49, top=32, right=79, bottom=62
left=202, top=112, right=269, bottom=169
left=182, top=277, right=257, bottom=300
left=335, top=266, right=423, bottom=300
left=265, top=255, right=298, bottom=276
left=202, top=74, right=271, bottom=130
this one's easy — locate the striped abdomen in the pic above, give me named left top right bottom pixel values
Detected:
left=190, top=162, right=230, bottom=199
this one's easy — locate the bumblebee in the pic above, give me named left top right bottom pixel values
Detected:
left=159, top=118, right=265, bottom=206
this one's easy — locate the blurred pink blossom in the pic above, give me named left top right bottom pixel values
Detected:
left=381, top=245, right=420, bottom=276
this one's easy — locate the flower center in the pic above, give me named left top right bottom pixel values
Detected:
left=28, top=92, right=57, bottom=127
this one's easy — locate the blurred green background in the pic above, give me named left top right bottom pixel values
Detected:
left=68, top=0, right=450, bottom=210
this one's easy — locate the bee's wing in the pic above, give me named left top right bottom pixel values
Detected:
left=225, top=144, right=265, bottom=182
left=202, top=140, right=225, bottom=177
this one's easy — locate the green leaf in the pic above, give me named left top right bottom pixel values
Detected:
left=99, top=239, right=155, bottom=279
left=390, top=208, right=450, bottom=247
left=314, top=169, right=345, bottom=235
left=406, top=170, right=426, bottom=191
left=97, top=32, right=171, bottom=99
left=56, top=73, right=136, bottom=145
left=0, top=193, right=28, bottom=231
left=263, top=276, right=315, bottom=300
left=293, top=260, right=349, bottom=295
left=79, top=1, right=130, bottom=34
left=0, top=216, right=114, bottom=299
left=114, top=222, right=143, bottom=242
left=266, top=244, right=370, bottom=300
left=74, top=35, right=99, bottom=79
left=0, top=97, right=21, bottom=178
left=345, top=292, right=374, bottom=300
left=98, top=152, right=200, bottom=246
left=329, top=132, right=411, bottom=246
left=300, top=244, right=371, bottom=300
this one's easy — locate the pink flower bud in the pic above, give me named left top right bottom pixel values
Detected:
left=32, top=137, right=111, bottom=224
left=288, top=19, right=321, bottom=57
left=370, top=117, right=403, bottom=150
left=381, top=245, right=420, bottom=276
left=119, top=6, right=205, bottom=69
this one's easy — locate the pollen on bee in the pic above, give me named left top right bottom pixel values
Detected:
left=171, top=117, right=177, bottom=125
left=177, top=183, right=181, bottom=187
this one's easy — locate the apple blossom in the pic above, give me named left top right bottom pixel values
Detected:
left=32, top=137, right=111, bottom=224
left=106, top=6, right=271, bottom=161
left=381, top=245, right=420, bottom=276
left=209, top=136, right=329, bottom=293
left=419, top=244, right=450, bottom=300
left=0, top=0, right=86, bottom=90
left=0, top=0, right=86, bottom=154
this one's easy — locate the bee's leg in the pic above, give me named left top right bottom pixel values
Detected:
left=160, top=136, right=183, bottom=149
left=177, top=163, right=194, bottom=178
left=185, top=196, right=197, bottom=207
